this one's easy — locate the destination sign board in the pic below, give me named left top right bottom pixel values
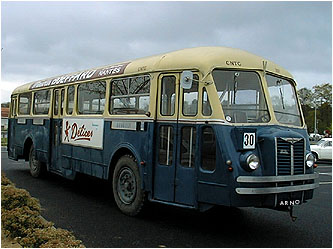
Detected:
left=30, top=62, right=131, bottom=90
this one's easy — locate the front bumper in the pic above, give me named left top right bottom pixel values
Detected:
left=235, top=173, right=319, bottom=195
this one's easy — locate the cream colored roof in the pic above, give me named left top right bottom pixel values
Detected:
left=12, top=46, right=293, bottom=95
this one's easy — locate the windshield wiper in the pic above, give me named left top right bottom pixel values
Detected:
left=233, top=72, right=239, bottom=104
left=277, top=80, right=285, bottom=109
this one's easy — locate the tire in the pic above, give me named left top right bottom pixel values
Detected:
left=112, top=155, right=145, bottom=216
left=29, top=145, right=44, bottom=178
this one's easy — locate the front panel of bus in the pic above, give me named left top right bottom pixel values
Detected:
left=196, top=69, right=318, bottom=210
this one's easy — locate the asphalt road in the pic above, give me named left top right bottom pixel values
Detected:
left=1, top=149, right=332, bottom=248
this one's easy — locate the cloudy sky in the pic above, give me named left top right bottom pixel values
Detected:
left=1, top=1, right=332, bottom=103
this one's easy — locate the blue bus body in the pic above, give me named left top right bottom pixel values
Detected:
left=7, top=118, right=316, bottom=211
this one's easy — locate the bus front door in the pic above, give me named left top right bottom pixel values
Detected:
left=153, top=74, right=196, bottom=207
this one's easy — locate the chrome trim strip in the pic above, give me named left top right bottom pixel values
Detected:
left=198, top=181, right=227, bottom=187
left=33, top=118, right=45, bottom=125
left=236, top=182, right=319, bottom=195
left=105, top=117, right=154, bottom=122
left=291, top=143, right=294, bottom=175
left=17, top=118, right=27, bottom=124
left=236, top=172, right=319, bottom=183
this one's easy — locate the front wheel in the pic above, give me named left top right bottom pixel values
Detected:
left=112, top=155, right=145, bottom=216
left=29, top=145, right=44, bottom=178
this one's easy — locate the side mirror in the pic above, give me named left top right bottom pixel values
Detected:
left=180, top=71, right=193, bottom=90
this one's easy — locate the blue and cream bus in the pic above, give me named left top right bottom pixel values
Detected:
left=8, top=47, right=318, bottom=216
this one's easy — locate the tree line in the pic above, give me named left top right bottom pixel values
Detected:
left=297, top=83, right=332, bottom=135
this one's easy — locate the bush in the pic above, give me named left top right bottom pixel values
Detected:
left=2, top=184, right=41, bottom=212
left=2, top=173, right=13, bottom=186
left=20, top=227, right=84, bottom=248
left=1, top=173, right=84, bottom=248
left=1, top=206, right=50, bottom=238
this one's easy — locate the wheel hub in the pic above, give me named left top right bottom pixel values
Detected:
left=117, top=167, right=137, bottom=204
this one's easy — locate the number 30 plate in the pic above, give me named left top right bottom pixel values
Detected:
left=243, top=133, right=256, bottom=149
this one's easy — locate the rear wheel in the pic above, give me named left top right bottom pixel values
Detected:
left=112, top=155, right=145, bottom=216
left=29, top=145, right=44, bottom=178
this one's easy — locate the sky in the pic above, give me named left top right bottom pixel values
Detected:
left=1, top=1, right=332, bottom=103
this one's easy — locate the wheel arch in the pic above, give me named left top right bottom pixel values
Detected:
left=107, top=144, right=144, bottom=188
left=23, top=136, right=34, bottom=161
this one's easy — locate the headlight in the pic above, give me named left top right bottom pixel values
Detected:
left=246, top=154, right=260, bottom=171
left=306, top=153, right=315, bottom=168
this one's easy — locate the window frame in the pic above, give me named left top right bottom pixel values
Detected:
left=18, top=93, right=32, bottom=115
left=33, top=90, right=51, bottom=115
left=66, top=85, right=76, bottom=115
left=160, top=75, right=176, bottom=117
left=200, top=126, right=217, bottom=172
left=110, top=75, right=151, bottom=115
left=77, top=80, right=106, bottom=115
left=265, top=73, right=303, bottom=127
left=182, top=74, right=199, bottom=117
left=212, top=69, right=270, bottom=124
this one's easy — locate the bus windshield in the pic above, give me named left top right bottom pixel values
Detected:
left=212, top=70, right=270, bottom=123
left=266, top=75, right=302, bottom=127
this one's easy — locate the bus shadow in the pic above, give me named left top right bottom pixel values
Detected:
left=139, top=203, right=248, bottom=231
left=40, top=171, right=252, bottom=231
left=9, top=167, right=296, bottom=245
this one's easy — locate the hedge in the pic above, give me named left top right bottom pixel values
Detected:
left=1, top=173, right=85, bottom=248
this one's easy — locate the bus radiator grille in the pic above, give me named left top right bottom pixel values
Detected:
left=276, top=138, right=305, bottom=175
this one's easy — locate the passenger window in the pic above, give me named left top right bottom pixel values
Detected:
left=183, top=74, right=198, bottom=116
left=60, top=89, right=65, bottom=116
left=53, top=90, right=59, bottom=116
left=67, top=86, right=75, bottom=115
left=158, top=126, right=174, bottom=166
left=78, top=80, right=106, bottom=115
left=161, top=76, right=176, bottom=116
left=180, top=127, right=196, bottom=168
left=201, top=127, right=216, bottom=171
left=202, top=88, right=212, bottom=116
left=33, top=90, right=50, bottom=115
left=10, top=98, right=17, bottom=117
left=110, top=75, right=150, bottom=114
left=18, top=93, right=31, bottom=115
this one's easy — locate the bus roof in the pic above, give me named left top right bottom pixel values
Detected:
left=12, top=46, right=294, bottom=95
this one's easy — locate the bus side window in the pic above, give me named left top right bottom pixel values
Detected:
left=67, top=86, right=75, bottom=115
left=110, top=75, right=150, bottom=114
left=53, top=90, right=59, bottom=116
left=161, top=76, right=176, bottom=116
left=11, top=97, right=17, bottom=117
left=60, top=89, right=65, bottom=116
left=201, top=127, right=216, bottom=171
left=34, top=90, right=51, bottom=115
left=18, top=93, right=32, bottom=115
left=159, top=126, right=174, bottom=166
left=183, top=74, right=198, bottom=116
left=180, top=127, right=196, bottom=168
left=202, top=88, right=212, bottom=116
left=78, top=80, right=106, bottom=115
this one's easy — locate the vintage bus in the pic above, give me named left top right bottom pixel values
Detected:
left=8, top=47, right=318, bottom=217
